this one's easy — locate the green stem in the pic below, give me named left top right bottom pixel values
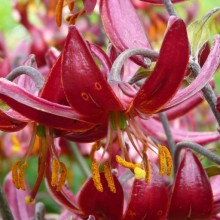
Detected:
left=68, top=142, right=91, bottom=178
left=174, top=141, right=220, bottom=174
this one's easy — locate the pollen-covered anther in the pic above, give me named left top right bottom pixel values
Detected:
left=158, top=145, right=173, bottom=176
left=158, top=145, right=166, bottom=175
left=51, top=159, right=67, bottom=191
left=91, top=159, right=103, bottom=192
left=104, top=163, right=116, bottom=193
left=163, top=146, right=173, bottom=175
left=116, top=155, right=141, bottom=170
left=143, top=154, right=151, bottom=183
left=56, top=162, right=67, bottom=191
left=11, top=160, right=28, bottom=190
left=55, top=0, right=64, bottom=27
left=11, top=160, right=21, bottom=189
left=51, top=158, right=59, bottom=187
left=18, top=162, right=28, bottom=190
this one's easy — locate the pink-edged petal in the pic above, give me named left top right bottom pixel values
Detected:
left=0, top=78, right=94, bottom=131
left=123, top=163, right=168, bottom=220
left=131, top=17, right=189, bottom=115
left=139, top=118, right=220, bottom=145
left=100, top=0, right=151, bottom=66
left=3, top=172, right=35, bottom=220
left=165, top=35, right=220, bottom=110
left=157, top=93, right=203, bottom=120
left=78, top=173, right=124, bottom=220
left=168, top=150, right=213, bottom=220
left=61, top=25, right=123, bottom=118
left=140, top=0, right=186, bottom=4
left=83, top=0, right=97, bottom=14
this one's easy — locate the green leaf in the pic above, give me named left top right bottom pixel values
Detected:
left=205, top=165, right=220, bottom=177
left=187, top=7, right=220, bottom=58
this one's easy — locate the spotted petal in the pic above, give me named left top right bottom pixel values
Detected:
left=61, top=26, right=123, bottom=121
left=0, top=78, right=94, bottom=131
left=78, top=173, right=124, bottom=220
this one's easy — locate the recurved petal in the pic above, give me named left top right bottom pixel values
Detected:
left=100, top=0, right=151, bottom=66
left=61, top=25, right=123, bottom=118
left=131, top=17, right=189, bottom=115
left=168, top=150, right=213, bottom=220
left=78, top=173, right=124, bottom=220
left=0, top=109, right=27, bottom=131
left=123, top=163, right=168, bottom=220
left=0, top=78, right=94, bottom=131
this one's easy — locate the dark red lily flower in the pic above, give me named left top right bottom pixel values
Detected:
left=0, top=17, right=189, bottom=199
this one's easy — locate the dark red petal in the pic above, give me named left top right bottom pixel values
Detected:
left=40, top=55, right=68, bottom=105
left=62, top=26, right=123, bottom=119
left=131, top=17, right=189, bottom=115
left=123, top=164, right=168, bottom=220
left=64, top=121, right=108, bottom=143
left=100, top=0, right=151, bottom=66
left=168, top=150, right=213, bottom=220
left=0, top=78, right=94, bottom=131
left=0, top=110, right=27, bottom=131
left=78, top=173, right=124, bottom=220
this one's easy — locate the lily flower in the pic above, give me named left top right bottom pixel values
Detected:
left=0, top=16, right=189, bottom=200
left=44, top=149, right=214, bottom=220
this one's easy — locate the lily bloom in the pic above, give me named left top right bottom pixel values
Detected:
left=44, top=149, right=214, bottom=220
left=0, top=15, right=189, bottom=201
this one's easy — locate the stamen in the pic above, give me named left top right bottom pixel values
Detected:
left=116, top=155, right=141, bottom=170
left=134, top=167, right=146, bottom=180
left=18, top=162, right=28, bottom=190
left=158, top=146, right=166, bottom=175
left=67, top=0, right=74, bottom=11
left=51, top=158, right=59, bottom=187
left=143, top=154, right=151, bottom=183
left=56, top=0, right=64, bottom=27
left=104, top=163, right=116, bottom=193
left=11, top=160, right=21, bottom=189
left=56, top=162, right=67, bottom=191
left=91, top=159, right=103, bottom=192
left=67, top=9, right=85, bottom=25
left=162, top=146, right=173, bottom=175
